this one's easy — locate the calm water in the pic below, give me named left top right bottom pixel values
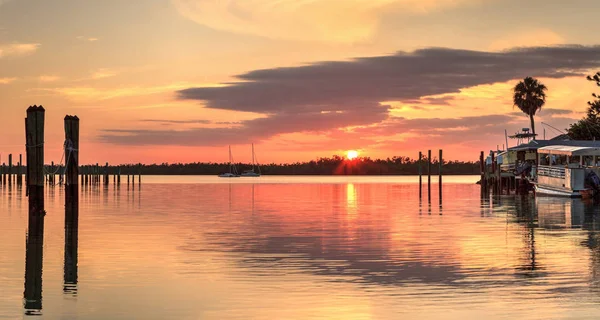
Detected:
left=2, top=175, right=600, bottom=319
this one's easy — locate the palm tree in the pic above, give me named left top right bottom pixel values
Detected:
left=513, top=77, right=548, bottom=137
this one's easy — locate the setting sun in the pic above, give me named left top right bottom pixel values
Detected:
left=347, top=150, right=359, bottom=160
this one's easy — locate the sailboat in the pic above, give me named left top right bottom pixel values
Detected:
left=218, top=145, right=240, bottom=178
left=241, top=143, right=261, bottom=177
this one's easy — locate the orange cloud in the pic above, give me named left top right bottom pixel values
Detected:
left=489, top=29, right=565, bottom=52
left=0, top=77, right=16, bottom=84
left=172, top=0, right=479, bottom=43
left=0, top=43, right=40, bottom=58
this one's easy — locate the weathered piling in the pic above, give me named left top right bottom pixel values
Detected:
left=8, top=154, right=12, bottom=185
left=64, top=115, right=79, bottom=294
left=117, top=167, right=121, bottom=185
left=439, top=149, right=443, bottom=206
left=104, top=162, right=109, bottom=186
left=2, top=163, right=5, bottom=185
left=24, top=105, right=45, bottom=315
left=479, top=151, right=485, bottom=195
left=418, top=152, right=422, bottom=199
left=138, top=164, right=141, bottom=186
left=427, top=150, right=431, bottom=203
left=18, top=154, right=23, bottom=185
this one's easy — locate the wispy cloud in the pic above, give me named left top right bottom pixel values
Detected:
left=76, top=36, right=99, bottom=42
left=489, top=29, right=566, bottom=52
left=0, top=43, right=40, bottom=58
left=172, top=0, right=474, bottom=43
left=141, top=119, right=212, bottom=125
left=36, top=82, right=209, bottom=101
left=0, top=77, right=16, bottom=84
left=91, top=68, right=118, bottom=79
left=38, top=75, right=61, bottom=82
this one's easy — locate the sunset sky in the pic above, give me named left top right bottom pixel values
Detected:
left=1, top=0, right=600, bottom=165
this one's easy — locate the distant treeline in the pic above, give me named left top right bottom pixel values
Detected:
left=83, top=155, right=480, bottom=175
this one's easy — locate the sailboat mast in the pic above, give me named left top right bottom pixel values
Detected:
left=229, top=145, right=232, bottom=173
left=252, top=143, right=255, bottom=170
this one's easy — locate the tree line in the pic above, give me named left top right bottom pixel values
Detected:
left=91, top=155, right=480, bottom=175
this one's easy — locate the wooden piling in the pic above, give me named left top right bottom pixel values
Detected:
left=418, top=152, right=422, bottom=199
left=479, top=151, right=485, bottom=194
left=8, top=154, right=12, bottom=185
left=104, top=162, right=109, bottom=186
left=64, top=116, right=80, bottom=294
left=439, top=149, right=443, bottom=206
left=24, top=105, right=45, bottom=313
left=18, top=154, right=23, bottom=185
left=427, top=150, right=431, bottom=203
left=138, top=164, right=141, bottom=186
left=117, top=167, right=121, bottom=185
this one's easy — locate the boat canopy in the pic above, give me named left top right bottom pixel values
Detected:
left=538, top=145, right=600, bottom=156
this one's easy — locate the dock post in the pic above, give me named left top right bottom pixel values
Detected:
left=64, top=115, right=79, bottom=294
left=138, top=163, right=141, bottom=186
left=117, top=167, right=121, bottom=185
left=24, top=106, right=45, bottom=315
left=8, top=154, right=12, bottom=186
left=104, top=162, right=109, bottom=186
left=427, top=150, right=431, bottom=203
left=18, top=154, right=23, bottom=185
left=418, top=152, right=422, bottom=199
left=439, top=149, right=443, bottom=206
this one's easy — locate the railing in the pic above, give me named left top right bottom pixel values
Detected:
left=537, top=165, right=565, bottom=179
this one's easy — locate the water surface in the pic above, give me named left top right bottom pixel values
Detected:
left=2, top=175, right=600, bottom=319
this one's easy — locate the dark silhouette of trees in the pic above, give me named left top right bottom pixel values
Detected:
left=513, top=77, right=548, bottom=137
left=90, top=155, right=480, bottom=176
left=567, top=72, right=600, bottom=140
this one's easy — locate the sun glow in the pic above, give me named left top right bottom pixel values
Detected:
left=347, top=150, right=359, bottom=160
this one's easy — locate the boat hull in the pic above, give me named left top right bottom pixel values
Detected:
left=534, top=184, right=584, bottom=198
left=240, top=173, right=260, bottom=177
left=218, top=173, right=240, bottom=178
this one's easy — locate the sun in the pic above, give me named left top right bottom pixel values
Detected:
left=347, top=150, right=359, bottom=160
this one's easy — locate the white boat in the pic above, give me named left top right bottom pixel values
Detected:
left=240, top=143, right=261, bottom=177
left=534, top=145, right=600, bottom=198
left=219, top=145, right=240, bottom=178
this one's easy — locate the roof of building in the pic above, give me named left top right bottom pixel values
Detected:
left=538, top=145, right=600, bottom=156
left=507, top=139, right=600, bottom=152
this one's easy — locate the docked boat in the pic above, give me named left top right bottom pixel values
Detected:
left=240, top=143, right=261, bottom=177
left=218, top=145, right=240, bottom=178
left=534, top=145, right=600, bottom=198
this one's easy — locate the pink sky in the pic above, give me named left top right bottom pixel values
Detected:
left=0, top=0, right=599, bottom=164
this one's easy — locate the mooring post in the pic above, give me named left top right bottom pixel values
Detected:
left=427, top=150, right=431, bottom=203
left=439, top=149, right=443, bottom=206
left=479, top=151, right=485, bottom=194
left=104, top=162, right=109, bottom=186
left=138, top=163, right=141, bottom=186
left=18, top=154, right=23, bottom=185
left=24, top=105, right=45, bottom=314
left=8, top=154, right=12, bottom=185
left=117, top=167, right=121, bottom=185
left=418, top=152, right=422, bottom=199
left=64, top=115, right=80, bottom=294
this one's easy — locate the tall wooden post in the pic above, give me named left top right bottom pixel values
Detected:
left=427, top=150, right=431, bottom=203
left=64, top=115, right=79, bottom=294
left=8, top=154, right=12, bottom=185
left=138, top=164, right=141, bottom=186
left=24, top=105, right=45, bottom=315
left=18, top=154, right=23, bottom=185
left=439, top=149, right=443, bottom=206
left=479, top=151, right=485, bottom=194
left=104, top=162, right=109, bottom=186
left=117, top=167, right=121, bottom=185
left=2, top=163, right=5, bottom=185
left=418, top=152, right=422, bottom=199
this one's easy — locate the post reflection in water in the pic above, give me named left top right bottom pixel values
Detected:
left=23, top=208, right=44, bottom=315
left=64, top=183, right=79, bottom=294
